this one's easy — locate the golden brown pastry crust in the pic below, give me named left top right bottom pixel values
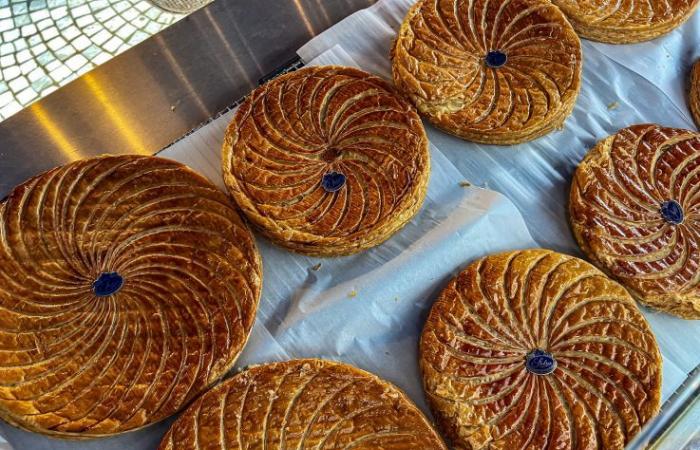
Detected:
left=690, top=60, right=700, bottom=128
left=570, top=124, right=700, bottom=319
left=222, top=65, right=430, bottom=256
left=0, top=155, right=262, bottom=438
left=420, top=249, right=662, bottom=450
left=158, top=359, right=448, bottom=450
left=391, top=0, right=582, bottom=144
left=552, top=0, right=700, bottom=43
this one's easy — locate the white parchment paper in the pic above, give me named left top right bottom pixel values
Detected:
left=3, top=1, right=700, bottom=448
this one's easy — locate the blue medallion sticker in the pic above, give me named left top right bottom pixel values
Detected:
left=525, top=349, right=557, bottom=375
left=93, top=272, right=124, bottom=297
left=322, top=171, right=346, bottom=193
left=660, top=200, right=684, bottom=225
left=485, top=50, right=507, bottom=68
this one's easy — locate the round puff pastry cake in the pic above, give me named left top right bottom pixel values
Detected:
left=420, top=249, right=661, bottom=450
left=158, top=359, right=448, bottom=450
left=690, top=60, right=700, bottom=128
left=551, top=0, right=699, bottom=43
left=570, top=124, right=700, bottom=319
left=0, top=155, right=262, bottom=438
left=222, top=66, right=430, bottom=256
left=391, top=0, right=582, bottom=144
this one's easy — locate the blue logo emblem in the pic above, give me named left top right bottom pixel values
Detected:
left=660, top=200, right=684, bottom=225
left=322, top=171, right=346, bottom=193
left=485, top=51, right=507, bottom=68
left=93, top=272, right=124, bottom=297
left=525, top=349, right=557, bottom=375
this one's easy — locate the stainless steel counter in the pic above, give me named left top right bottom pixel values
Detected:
left=0, top=0, right=374, bottom=197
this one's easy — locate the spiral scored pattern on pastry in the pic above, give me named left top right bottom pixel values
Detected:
left=158, top=359, right=448, bottom=450
left=391, top=0, right=582, bottom=144
left=420, top=250, right=661, bottom=450
left=0, top=155, right=262, bottom=437
left=570, top=124, right=700, bottom=319
left=222, top=65, right=430, bottom=256
left=690, top=60, right=700, bottom=128
left=552, top=0, right=700, bottom=43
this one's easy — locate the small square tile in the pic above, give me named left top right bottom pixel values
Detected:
left=0, top=91, right=14, bottom=107
left=2, top=28, right=19, bottom=41
left=134, top=1, right=150, bottom=13
left=0, top=43, right=12, bottom=56
left=93, top=52, right=111, bottom=65
left=11, top=3, right=27, bottom=15
left=28, top=0, right=47, bottom=12
left=9, top=76, right=29, bottom=91
left=115, top=23, right=135, bottom=40
left=0, top=54, right=15, bottom=67
left=29, top=0, right=48, bottom=11
left=91, top=29, right=110, bottom=45
left=49, top=5, right=67, bottom=19
left=2, top=101, right=23, bottom=117
left=104, top=16, right=125, bottom=32
left=20, top=59, right=37, bottom=73
left=144, top=8, right=159, bottom=20
left=89, top=0, right=108, bottom=11
left=32, top=75, right=53, bottom=92
left=114, top=1, right=129, bottom=13
left=55, top=15, right=71, bottom=29
left=127, top=30, right=149, bottom=46
left=27, top=34, right=41, bottom=45
left=65, top=53, right=86, bottom=70
left=103, top=35, right=122, bottom=53
left=30, top=42, right=47, bottom=55
left=36, top=17, right=52, bottom=29
left=82, top=23, right=100, bottom=36
left=16, top=49, right=32, bottom=63
left=20, top=23, right=37, bottom=36
left=36, top=51, right=55, bottom=65
left=55, top=47, right=73, bottom=61
left=16, top=87, right=38, bottom=104
left=44, top=59, right=60, bottom=71
left=40, top=25, right=58, bottom=40
left=50, top=65, right=71, bottom=81
left=75, top=14, right=93, bottom=27
left=13, top=38, right=26, bottom=51
left=94, top=6, right=115, bottom=21
left=72, top=4, right=89, bottom=17
left=47, top=35, right=67, bottom=51
left=83, top=43, right=100, bottom=59
left=2, top=65, right=20, bottom=81
left=29, top=8, right=49, bottom=21
left=62, top=24, right=80, bottom=40
left=27, top=67, right=44, bottom=81
left=72, top=35, right=90, bottom=50
left=144, top=21, right=161, bottom=34
left=121, top=8, right=138, bottom=22
left=0, top=17, right=13, bottom=31
left=13, top=12, right=31, bottom=26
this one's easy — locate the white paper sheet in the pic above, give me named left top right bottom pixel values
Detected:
left=3, top=1, right=699, bottom=448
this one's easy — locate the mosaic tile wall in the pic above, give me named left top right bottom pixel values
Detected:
left=0, top=0, right=185, bottom=121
